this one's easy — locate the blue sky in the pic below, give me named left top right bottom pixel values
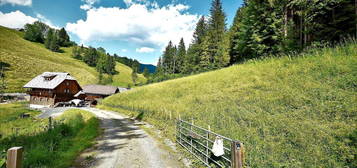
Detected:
left=0, top=0, right=243, bottom=65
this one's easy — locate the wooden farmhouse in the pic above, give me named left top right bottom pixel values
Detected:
left=23, top=72, right=82, bottom=106
left=78, top=84, right=119, bottom=101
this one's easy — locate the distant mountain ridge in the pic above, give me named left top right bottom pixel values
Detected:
left=139, top=64, right=156, bottom=73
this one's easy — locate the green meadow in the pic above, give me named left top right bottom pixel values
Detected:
left=0, top=26, right=145, bottom=92
left=100, top=42, right=357, bottom=167
left=0, top=102, right=100, bottom=168
left=111, top=62, right=147, bottom=87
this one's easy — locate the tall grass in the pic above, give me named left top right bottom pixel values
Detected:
left=0, top=103, right=100, bottom=168
left=99, top=42, right=357, bottom=167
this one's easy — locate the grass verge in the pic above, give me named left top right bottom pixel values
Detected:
left=0, top=103, right=100, bottom=168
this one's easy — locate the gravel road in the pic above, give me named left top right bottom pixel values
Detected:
left=36, top=107, right=74, bottom=118
left=75, top=108, right=184, bottom=168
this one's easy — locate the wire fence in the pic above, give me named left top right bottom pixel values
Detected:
left=176, top=119, right=244, bottom=168
left=0, top=117, right=64, bottom=139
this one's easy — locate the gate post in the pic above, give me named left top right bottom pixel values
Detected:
left=231, top=141, right=244, bottom=168
left=6, top=147, right=23, bottom=168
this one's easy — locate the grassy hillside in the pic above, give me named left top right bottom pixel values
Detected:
left=0, top=26, right=98, bottom=92
left=0, top=26, right=146, bottom=92
left=111, top=62, right=147, bottom=87
left=100, top=42, right=357, bottom=167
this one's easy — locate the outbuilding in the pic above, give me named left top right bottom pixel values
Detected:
left=81, top=84, right=119, bottom=101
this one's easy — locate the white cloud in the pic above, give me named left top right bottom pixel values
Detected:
left=0, top=0, right=31, bottom=6
left=35, top=13, right=59, bottom=29
left=136, top=47, right=154, bottom=53
left=121, top=49, right=127, bottom=52
left=80, top=0, right=99, bottom=10
left=123, top=0, right=132, bottom=6
left=0, top=11, right=60, bottom=29
left=0, top=10, right=36, bottom=28
left=66, top=3, right=199, bottom=51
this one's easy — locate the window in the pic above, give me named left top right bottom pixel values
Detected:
left=66, top=82, right=69, bottom=86
left=64, top=89, right=70, bottom=94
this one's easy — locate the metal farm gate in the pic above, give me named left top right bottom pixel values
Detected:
left=176, top=119, right=244, bottom=168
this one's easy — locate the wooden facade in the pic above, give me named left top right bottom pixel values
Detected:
left=28, top=79, right=82, bottom=106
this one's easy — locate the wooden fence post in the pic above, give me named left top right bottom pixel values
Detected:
left=6, top=147, right=23, bottom=168
left=231, top=141, right=244, bottom=168
left=48, top=117, right=52, bottom=130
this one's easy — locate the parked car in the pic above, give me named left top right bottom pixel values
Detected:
left=69, top=99, right=85, bottom=107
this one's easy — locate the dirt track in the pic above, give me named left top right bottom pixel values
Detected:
left=75, top=108, right=184, bottom=168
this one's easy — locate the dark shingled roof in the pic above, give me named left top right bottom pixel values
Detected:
left=83, top=85, right=119, bottom=96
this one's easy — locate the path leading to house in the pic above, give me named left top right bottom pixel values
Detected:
left=75, top=107, right=184, bottom=168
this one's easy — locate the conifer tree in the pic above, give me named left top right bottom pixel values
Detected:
left=162, top=41, right=175, bottom=74
left=207, top=0, right=228, bottom=67
left=58, top=28, right=70, bottom=47
left=228, top=7, right=244, bottom=64
left=44, top=28, right=53, bottom=50
left=199, top=37, right=211, bottom=70
left=106, top=54, right=116, bottom=75
left=183, top=16, right=208, bottom=73
left=176, top=38, right=186, bottom=73
left=83, top=47, right=99, bottom=67
left=45, top=29, right=60, bottom=52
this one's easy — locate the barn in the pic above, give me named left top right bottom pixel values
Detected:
left=23, top=72, right=82, bottom=106
left=81, top=84, right=119, bottom=100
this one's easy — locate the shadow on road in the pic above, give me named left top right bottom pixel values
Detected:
left=75, top=117, right=147, bottom=168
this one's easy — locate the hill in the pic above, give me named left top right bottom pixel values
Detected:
left=99, top=42, right=357, bottom=167
left=0, top=26, right=145, bottom=92
left=111, top=62, right=147, bottom=87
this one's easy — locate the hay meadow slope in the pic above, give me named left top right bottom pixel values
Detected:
left=0, top=26, right=145, bottom=92
left=100, top=42, right=357, bottom=167
left=0, top=26, right=98, bottom=92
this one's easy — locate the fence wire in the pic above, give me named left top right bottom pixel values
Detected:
left=176, top=119, right=234, bottom=168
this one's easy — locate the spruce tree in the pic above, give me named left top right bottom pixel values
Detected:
left=50, top=30, right=60, bottom=52
left=199, top=37, right=211, bottom=71
left=162, top=41, right=175, bottom=74
left=176, top=38, right=186, bottom=73
left=235, top=0, right=282, bottom=60
left=106, top=54, right=116, bottom=75
left=207, top=0, right=228, bottom=67
left=58, top=28, right=70, bottom=47
left=183, top=16, right=208, bottom=73
left=44, top=28, right=53, bottom=50
left=228, top=7, right=244, bottom=64
left=44, top=29, right=60, bottom=52
left=83, top=47, right=99, bottom=67
left=96, top=53, right=107, bottom=73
